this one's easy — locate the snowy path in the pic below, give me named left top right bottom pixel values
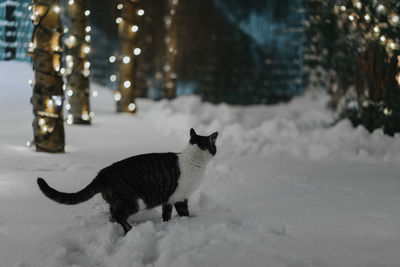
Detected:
left=1, top=62, right=400, bottom=267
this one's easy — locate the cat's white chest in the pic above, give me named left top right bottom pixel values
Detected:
left=168, top=145, right=211, bottom=204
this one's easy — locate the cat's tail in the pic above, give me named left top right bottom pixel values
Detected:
left=37, top=177, right=100, bottom=205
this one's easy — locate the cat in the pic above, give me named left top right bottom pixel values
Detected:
left=37, top=128, right=218, bottom=233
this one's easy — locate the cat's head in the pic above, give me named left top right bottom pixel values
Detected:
left=189, top=128, right=218, bottom=156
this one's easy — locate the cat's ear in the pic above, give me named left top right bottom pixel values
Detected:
left=190, top=128, right=197, bottom=138
left=209, top=132, right=218, bottom=144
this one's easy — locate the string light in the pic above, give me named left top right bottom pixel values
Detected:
left=137, top=9, right=145, bottom=16
left=92, top=91, right=98, bottom=97
left=116, top=17, right=122, bottom=24
left=123, top=56, right=131, bottom=64
left=67, top=114, right=73, bottom=125
left=133, top=48, right=141, bottom=55
left=117, top=3, right=123, bottom=10
left=109, top=56, right=116, bottom=63
left=114, top=92, right=121, bottom=101
left=84, top=61, right=91, bottom=68
left=85, top=26, right=91, bottom=33
left=110, top=74, right=117, bottom=82
left=364, top=14, right=370, bottom=21
left=128, top=103, right=136, bottom=111
left=83, top=46, right=90, bottom=54
left=54, top=6, right=60, bottom=13
left=85, top=10, right=90, bottom=16
left=380, top=35, right=386, bottom=42
left=68, top=0, right=74, bottom=5
left=131, top=25, right=139, bottom=32
left=66, top=103, right=71, bottom=110
left=85, top=35, right=91, bottom=42
left=67, top=90, right=73, bottom=96
left=124, top=81, right=131, bottom=88
left=373, top=26, right=380, bottom=33
left=39, top=118, right=45, bottom=125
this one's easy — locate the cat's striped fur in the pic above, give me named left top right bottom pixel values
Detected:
left=37, top=128, right=218, bottom=233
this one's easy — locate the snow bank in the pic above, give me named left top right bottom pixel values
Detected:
left=145, top=93, right=400, bottom=162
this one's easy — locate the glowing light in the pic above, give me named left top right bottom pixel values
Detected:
left=62, top=84, right=66, bottom=91
left=138, top=9, right=145, bottom=16
left=349, top=15, right=354, bottom=21
left=39, top=118, right=45, bottom=125
left=68, top=0, right=74, bottom=5
left=133, top=48, right=141, bottom=55
left=90, top=112, right=95, bottom=118
left=92, top=91, right=98, bottom=97
left=380, top=35, right=386, bottom=42
left=340, top=6, right=346, bottom=11
left=85, top=26, right=91, bottom=33
left=85, top=35, right=91, bottom=42
left=164, top=65, right=171, bottom=72
left=28, top=79, right=33, bottom=85
left=396, top=73, right=400, bottom=85
left=83, top=70, right=90, bottom=77
left=389, top=41, right=396, bottom=50
left=131, top=25, right=139, bottom=32
left=66, top=103, right=71, bottom=110
left=124, top=80, right=131, bottom=88
left=26, top=141, right=31, bottom=147
left=117, top=3, right=123, bottom=9
left=67, top=90, right=73, bottom=96
left=172, top=0, right=178, bottom=4
left=67, top=114, right=73, bottom=125
left=377, top=4, right=385, bottom=13
left=64, top=28, right=69, bottom=34
left=373, top=26, right=380, bottom=33
left=364, top=14, right=370, bottom=21
left=43, top=126, right=48, bottom=132
left=114, top=92, right=121, bottom=101
left=123, top=56, right=130, bottom=64
left=29, top=42, right=34, bottom=48
left=60, top=68, right=65, bottom=74
left=81, top=112, right=89, bottom=121
left=110, top=74, right=117, bottom=82
left=54, top=45, right=60, bottom=51
left=128, top=103, right=136, bottom=111
left=54, top=6, right=60, bottom=13
left=85, top=10, right=90, bottom=16
left=383, top=108, right=392, bottom=116
left=55, top=99, right=62, bottom=106
left=391, top=15, right=399, bottom=24
left=116, top=17, right=122, bottom=24
left=66, top=55, right=72, bottom=61
left=109, top=56, right=116, bottom=63
left=67, top=61, right=73, bottom=67
left=47, top=99, right=53, bottom=107
left=83, top=46, right=90, bottom=54
left=355, top=2, right=361, bottom=9
left=84, top=61, right=91, bottom=68
left=55, top=65, right=60, bottom=72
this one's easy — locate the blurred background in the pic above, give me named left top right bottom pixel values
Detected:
left=1, top=0, right=400, bottom=134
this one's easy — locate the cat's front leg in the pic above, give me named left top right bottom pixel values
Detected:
left=174, top=199, right=189, bottom=217
left=162, top=203, right=173, bottom=222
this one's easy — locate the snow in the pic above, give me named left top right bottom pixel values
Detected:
left=1, top=61, right=400, bottom=267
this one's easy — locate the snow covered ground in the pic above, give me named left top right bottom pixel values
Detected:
left=1, top=61, right=400, bottom=267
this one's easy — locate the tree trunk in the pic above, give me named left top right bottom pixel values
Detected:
left=65, top=0, right=91, bottom=124
left=163, top=0, right=178, bottom=99
left=28, top=0, right=65, bottom=153
left=116, top=0, right=140, bottom=113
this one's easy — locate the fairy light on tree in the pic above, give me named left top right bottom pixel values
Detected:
left=333, top=0, right=400, bottom=135
left=114, top=0, right=143, bottom=113
left=65, top=0, right=92, bottom=124
left=163, top=0, right=179, bottom=99
left=28, top=0, right=65, bottom=153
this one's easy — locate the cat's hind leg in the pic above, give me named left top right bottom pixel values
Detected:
left=162, top=203, right=173, bottom=222
left=110, top=201, right=138, bottom=233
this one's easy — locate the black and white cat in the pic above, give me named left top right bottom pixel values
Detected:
left=37, top=128, right=218, bottom=233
